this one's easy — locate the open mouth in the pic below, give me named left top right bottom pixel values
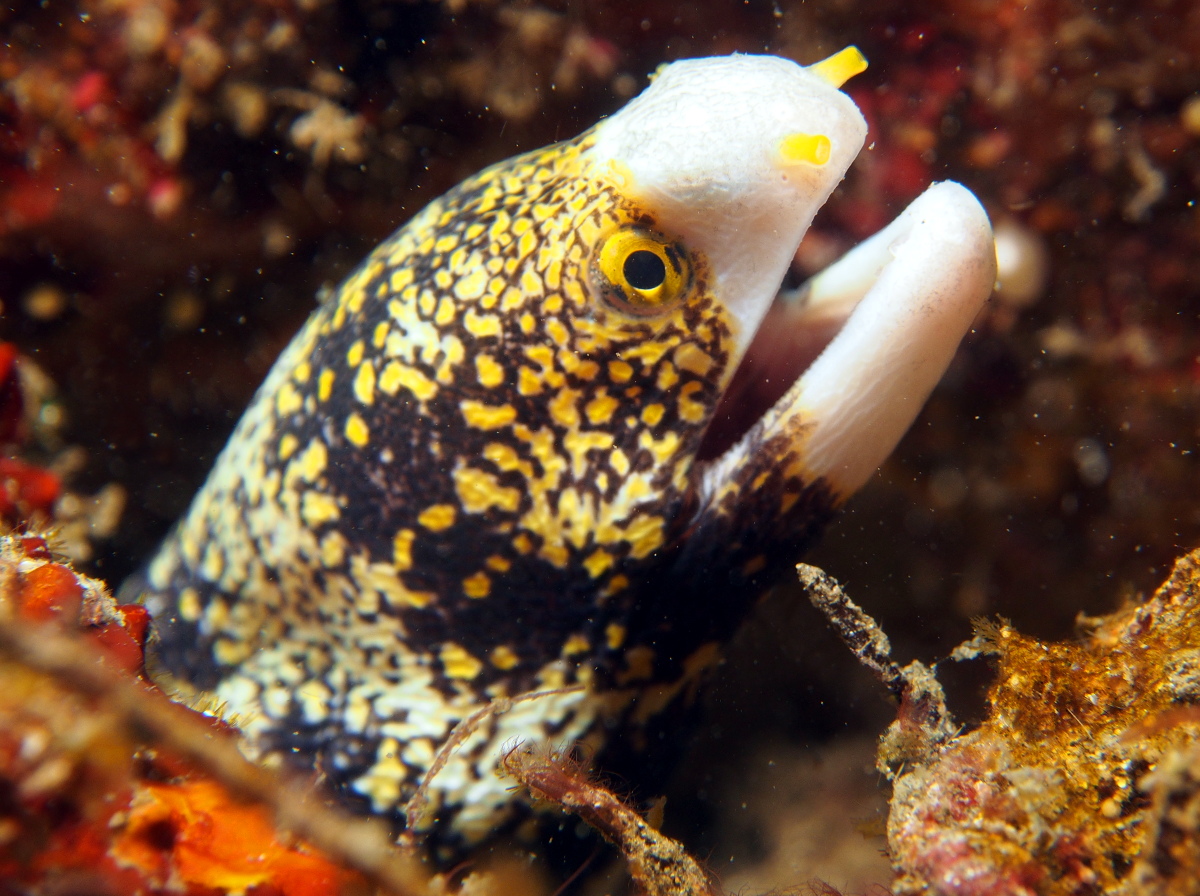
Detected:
left=698, top=258, right=849, bottom=462
left=695, top=181, right=997, bottom=504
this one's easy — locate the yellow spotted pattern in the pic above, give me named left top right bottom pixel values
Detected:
left=142, top=123, right=836, bottom=850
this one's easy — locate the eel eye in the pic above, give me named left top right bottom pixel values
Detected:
left=593, top=228, right=690, bottom=314
left=624, top=250, right=665, bottom=291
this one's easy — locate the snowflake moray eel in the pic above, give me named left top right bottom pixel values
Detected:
left=141, top=48, right=996, bottom=846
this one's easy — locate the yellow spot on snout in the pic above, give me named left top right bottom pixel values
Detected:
left=808, top=45, right=868, bottom=89
left=777, top=132, right=832, bottom=168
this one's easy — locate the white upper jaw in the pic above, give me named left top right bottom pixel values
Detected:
left=588, top=52, right=997, bottom=504
left=588, top=53, right=869, bottom=363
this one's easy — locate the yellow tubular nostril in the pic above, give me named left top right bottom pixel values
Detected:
left=777, top=132, right=832, bottom=168
left=808, top=45, right=869, bottom=89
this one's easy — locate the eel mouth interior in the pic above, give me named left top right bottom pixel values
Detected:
left=696, top=180, right=997, bottom=497
left=697, top=264, right=847, bottom=462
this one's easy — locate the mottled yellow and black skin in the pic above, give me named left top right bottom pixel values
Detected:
left=144, top=131, right=835, bottom=844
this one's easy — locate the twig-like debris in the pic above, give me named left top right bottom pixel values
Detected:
left=797, top=563, right=907, bottom=699
left=403, top=685, right=585, bottom=838
left=798, top=563, right=957, bottom=775
left=0, top=614, right=422, bottom=896
left=502, top=743, right=721, bottom=896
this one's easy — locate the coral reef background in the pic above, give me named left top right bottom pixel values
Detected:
left=3, top=0, right=1200, bottom=891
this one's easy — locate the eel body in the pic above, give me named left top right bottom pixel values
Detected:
left=142, top=50, right=996, bottom=845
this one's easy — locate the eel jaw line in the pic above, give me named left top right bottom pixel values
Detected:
left=709, top=180, right=998, bottom=503
left=588, top=52, right=869, bottom=365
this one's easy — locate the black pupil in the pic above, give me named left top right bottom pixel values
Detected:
left=623, top=250, right=667, bottom=291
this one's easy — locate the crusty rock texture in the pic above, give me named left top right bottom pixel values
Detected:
left=886, top=549, right=1200, bottom=896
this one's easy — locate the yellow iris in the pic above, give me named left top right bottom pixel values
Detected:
left=593, top=228, right=690, bottom=314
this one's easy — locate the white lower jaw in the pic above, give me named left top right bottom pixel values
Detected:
left=709, top=181, right=997, bottom=503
